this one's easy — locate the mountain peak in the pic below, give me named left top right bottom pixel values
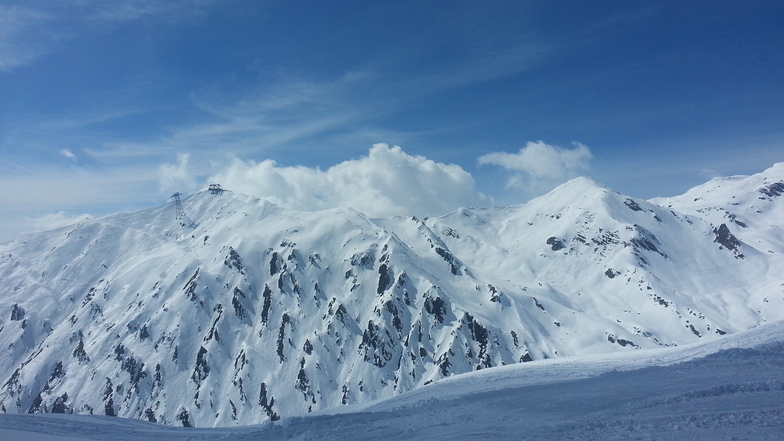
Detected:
left=549, top=176, right=610, bottom=196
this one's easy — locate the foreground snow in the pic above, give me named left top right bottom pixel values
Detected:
left=2, top=320, right=782, bottom=440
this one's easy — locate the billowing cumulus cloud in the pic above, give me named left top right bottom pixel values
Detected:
left=209, top=144, right=488, bottom=218
left=479, top=141, right=592, bottom=194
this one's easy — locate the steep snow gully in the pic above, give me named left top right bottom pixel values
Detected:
left=1, top=163, right=783, bottom=437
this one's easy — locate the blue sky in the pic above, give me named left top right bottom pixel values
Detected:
left=1, top=1, right=782, bottom=242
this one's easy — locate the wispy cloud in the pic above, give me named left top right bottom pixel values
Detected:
left=102, top=40, right=553, bottom=162
left=158, top=153, right=198, bottom=195
left=29, top=211, right=93, bottom=233
left=0, top=4, right=54, bottom=71
left=0, top=1, right=214, bottom=71
left=479, top=141, right=593, bottom=195
left=0, top=164, right=165, bottom=241
left=405, top=42, right=554, bottom=96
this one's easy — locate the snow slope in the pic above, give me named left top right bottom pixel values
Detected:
left=1, top=163, right=783, bottom=427
left=1, top=319, right=782, bottom=440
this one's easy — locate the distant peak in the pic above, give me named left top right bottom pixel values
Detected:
left=543, top=176, right=613, bottom=199
left=762, top=162, right=784, bottom=178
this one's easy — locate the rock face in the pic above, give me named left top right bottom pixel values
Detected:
left=1, top=164, right=783, bottom=427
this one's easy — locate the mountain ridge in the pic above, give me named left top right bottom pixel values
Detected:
left=1, top=164, right=782, bottom=427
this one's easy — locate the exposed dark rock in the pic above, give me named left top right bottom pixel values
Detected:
left=72, top=337, right=90, bottom=363
left=224, top=247, right=244, bottom=274
left=258, top=382, right=279, bottom=421
left=592, top=230, right=621, bottom=247
left=277, top=313, right=291, bottom=362
left=487, top=284, right=502, bottom=303
left=624, top=198, right=644, bottom=212
left=183, top=268, right=200, bottom=301
left=727, top=213, right=747, bottom=228
left=436, top=352, right=451, bottom=376
left=138, top=324, right=149, bottom=341
left=120, top=352, right=147, bottom=394
left=295, top=358, right=311, bottom=399
left=758, top=181, right=784, bottom=198
left=630, top=225, right=666, bottom=259
left=114, top=344, right=126, bottom=361
left=103, top=378, right=116, bottom=416
left=82, top=286, right=98, bottom=307
left=261, top=284, right=272, bottom=325
left=384, top=300, right=403, bottom=336
left=377, top=263, right=392, bottom=294
left=341, top=384, right=350, bottom=405
left=230, top=400, right=237, bottom=421
left=232, top=287, right=247, bottom=319
left=359, top=321, right=395, bottom=368
left=607, top=334, right=638, bottom=348
left=48, top=362, right=65, bottom=386
left=546, top=237, right=565, bottom=251
left=204, top=304, right=223, bottom=342
left=442, top=227, right=460, bottom=238
left=334, top=303, right=350, bottom=326
left=464, top=313, right=491, bottom=368
left=350, top=251, right=375, bottom=269
left=191, top=346, right=210, bottom=384
left=51, top=393, right=71, bottom=414
left=713, top=223, right=744, bottom=258
left=176, top=408, right=192, bottom=427
left=144, top=408, right=157, bottom=422
left=651, top=294, right=670, bottom=307
left=434, top=247, right=461, bottom=275
left=424, top=296, right=447, bottom=324
left=269, top=252, right=279, bottom=276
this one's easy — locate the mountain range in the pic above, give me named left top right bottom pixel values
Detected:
left=1, top=163, right=782, bottom=427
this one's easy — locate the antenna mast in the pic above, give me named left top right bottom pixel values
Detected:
left=171, top=192, right=198, bottom=229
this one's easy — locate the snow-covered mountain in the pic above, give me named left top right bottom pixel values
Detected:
left=1, top=164, right=783, bottom=427
left=2, top=319, right=783, bottom=440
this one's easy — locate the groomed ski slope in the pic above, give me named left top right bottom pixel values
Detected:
left=2, top=320, right=782, bottom=441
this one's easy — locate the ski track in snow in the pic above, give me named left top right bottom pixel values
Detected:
left=2, top=321, right=782, bottom=440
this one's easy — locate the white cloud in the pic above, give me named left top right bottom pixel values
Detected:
left=209, top=144, right=488, bottom=218
left=60, top=149, right=77, bottom=161
left=479, top=141, right=592, bottom=194
left=158, top=153, right=197, bottom=195
left=29, top=212, right=93, bottom=232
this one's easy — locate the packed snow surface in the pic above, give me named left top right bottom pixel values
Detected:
left=1, top=319, right=782, bottom=440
